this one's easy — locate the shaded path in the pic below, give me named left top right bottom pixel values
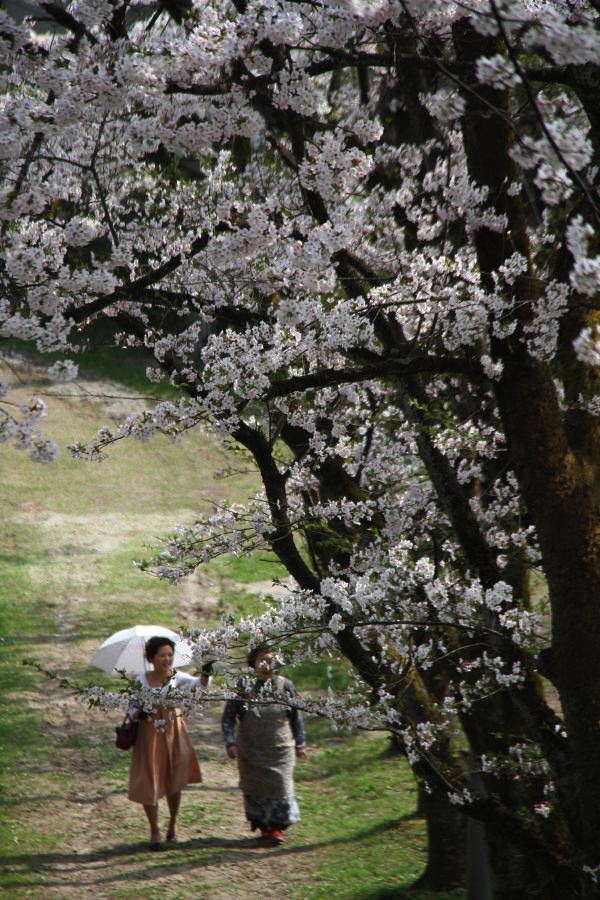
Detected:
left=1, top=354, right=426, bottom=899
left=6, top=646, right=321, bottom=899
left=0, top=355, right=319, bottom=898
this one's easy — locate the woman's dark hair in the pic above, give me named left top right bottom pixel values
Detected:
left=145, top=636, right=175, bottom=662
left=247, top=644, right=271, bottom=669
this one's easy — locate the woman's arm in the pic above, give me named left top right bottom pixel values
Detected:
left=175, top=670, right=211, bottom=689
left=221, top=698, right=242, bottom=752
left=283, top=679, right=306, bottom=753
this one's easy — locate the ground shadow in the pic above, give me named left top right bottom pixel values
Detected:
left=354, top=887, right=464, bottom=900
left=0, top=811, right=424, bottom=893
left=1, top=788, right=123, bottom=808
left=296, top=749, right=382, bottom=783
left=198, top=783, right=239, bottom=794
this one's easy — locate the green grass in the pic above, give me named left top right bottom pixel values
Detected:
left=2, top=322, right=177, bottom=399
left=0, top=345, right=462, bottom=898
left=217, top=587, right=269, bottom=619
left=288, top=658, right=351, bottom=693
left=0, top=527, right=71, bottom=878
left=205, top=550, right=289, bottom=584
left=293, top=736, right=462, bottom=900
left=0, top=342, right=263, bottom=893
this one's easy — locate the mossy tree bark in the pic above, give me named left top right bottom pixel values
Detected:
left=455, top=19, right=600, bottom=885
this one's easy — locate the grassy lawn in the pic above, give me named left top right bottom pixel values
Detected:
left=0, top=343, right=465, bottom=898
left=295, top=737, right=421, bottom=899
left=205, top=551, right=289, bottom=584
left=0, top=522, right=73, bottom=876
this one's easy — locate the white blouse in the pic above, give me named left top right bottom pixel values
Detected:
left=128, top=671, right=209, bottom=717
left=138, top=671, right=204, bottom=689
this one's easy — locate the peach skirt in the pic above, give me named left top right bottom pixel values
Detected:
left=128, top=710, right=201, bottom=805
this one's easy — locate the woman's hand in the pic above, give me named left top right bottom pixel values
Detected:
left=296, top=747, right=307, bottom=759
left=226, top=744, right=238, bottom=759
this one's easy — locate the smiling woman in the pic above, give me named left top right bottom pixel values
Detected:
left=222, top=646, right=307, bottom=846
left=128, top=636, right=210, bottom=850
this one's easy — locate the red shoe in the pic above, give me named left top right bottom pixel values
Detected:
left=270, top=829, right=284, bottom=844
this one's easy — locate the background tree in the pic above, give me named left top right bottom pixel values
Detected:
left=1, top=1, right=600, bottom=896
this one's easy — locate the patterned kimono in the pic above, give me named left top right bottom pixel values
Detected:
left=222, top=675, right=305, bottom=830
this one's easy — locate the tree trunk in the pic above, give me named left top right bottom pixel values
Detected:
left=414, top=784, right=467, bottom=891
left=454, top=18, right=600, bottom=872
left=466, top=816, right=493, bottom=900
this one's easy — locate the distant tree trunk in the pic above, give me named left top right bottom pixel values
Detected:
left=466, top=814, right=493, bottom=900
left=414, top=784, right=466, bottom=891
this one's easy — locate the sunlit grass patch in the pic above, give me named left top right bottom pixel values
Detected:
left=217, top=586, right=270, bottom=619
left=0, top=529, right=60, bottom=779
left=288, top=657, right=351, bottom=693
left=294, top=735, right=461, bottom=900
left=0, top=531, right=70, bottom=893
left=206, top=550, right=289, bottom=584
left=0, top=346, right=458, bottom=899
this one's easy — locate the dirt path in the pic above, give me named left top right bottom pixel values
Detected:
left=9, top=587, right=319, bottom=900
left=40, top=713, right=308, bottom=896
left=2, top=354, right=321, bottom=899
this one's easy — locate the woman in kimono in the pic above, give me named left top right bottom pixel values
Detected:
left=222, top=646, right=306, bottom=845
left=128, top=636, right=210, bottom=849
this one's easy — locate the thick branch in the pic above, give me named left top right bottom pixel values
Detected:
left=232, top=422, right=321, bottom=593
left=38, top=2, right=98, bottom=47
left=66, top=225, right=233, bottom=324
left=266, top=357, right=483, bottom=398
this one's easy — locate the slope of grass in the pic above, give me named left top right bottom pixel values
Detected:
left=0, top=523, right=70, bottom=869
left=295, top=737, right=460, bottom=900
left=0, top=346, right=463, bottom=897
left=205, top=551, right=289, bottom=584
left=2, top=322, right=177, bottom=398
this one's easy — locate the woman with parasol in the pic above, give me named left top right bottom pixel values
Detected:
left=128, top=636, right=212, bottom=849
left=91, top=626, right=211, bottom=850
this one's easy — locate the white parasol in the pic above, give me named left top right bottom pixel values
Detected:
left=90, top=625, right=194, bottom=675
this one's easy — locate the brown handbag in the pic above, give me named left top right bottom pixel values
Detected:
left=115, top=715, right=138, bottom=750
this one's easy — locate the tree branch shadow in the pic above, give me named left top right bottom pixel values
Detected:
left=0, top=813, right=429, bottom=894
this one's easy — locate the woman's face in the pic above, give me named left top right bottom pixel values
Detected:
left=151, top=643, right=174, bottom=673
left=254, top=651, right=275, bottom=679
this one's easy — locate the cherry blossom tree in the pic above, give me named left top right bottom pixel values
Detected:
left=2, top=1, right=600, bottom=895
